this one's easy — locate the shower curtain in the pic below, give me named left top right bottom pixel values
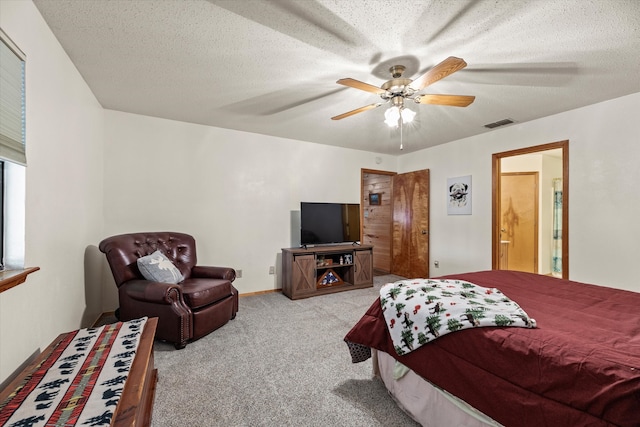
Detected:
left=552, top=178, right=562, bottom=277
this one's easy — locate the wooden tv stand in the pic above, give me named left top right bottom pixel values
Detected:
left=281, top=244, right=373, bottom=300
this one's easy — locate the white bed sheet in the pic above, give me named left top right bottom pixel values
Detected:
left=374, top=349, right=503, bottom=427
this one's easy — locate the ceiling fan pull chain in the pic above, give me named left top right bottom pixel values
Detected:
left=400, top=116, right=404, bottom=150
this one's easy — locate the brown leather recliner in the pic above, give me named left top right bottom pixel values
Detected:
left=99, top=232, right=238, bottom=349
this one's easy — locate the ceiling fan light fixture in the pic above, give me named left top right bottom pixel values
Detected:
left=401, top=107, right=416, bottom=124
left=384, top=106, right=415, bottom=127
left=384, top=106, right=401, bottom=127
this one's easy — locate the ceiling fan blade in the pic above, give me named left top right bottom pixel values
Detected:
left=410, top=56, right=468, bottom=91
left=416, top=94, right=475, bottom=107
left=336, top=78, right=387, bottom=95
left=331, top=103, right=382, bottom=120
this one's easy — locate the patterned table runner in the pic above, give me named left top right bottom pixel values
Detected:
left=1, top=317, right=148, bottom=427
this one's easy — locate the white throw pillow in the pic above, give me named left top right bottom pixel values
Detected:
left=137, top=250, right=184, bottom=284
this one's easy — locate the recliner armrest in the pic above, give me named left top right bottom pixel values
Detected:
left=191, top=266, right=236, bottom=282
left=121, top=280, right=183, bottom=304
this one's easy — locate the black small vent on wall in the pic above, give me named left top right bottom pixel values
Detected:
left=484, top=118, right=515, bottom=129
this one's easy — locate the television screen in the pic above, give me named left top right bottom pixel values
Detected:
left=300, top=202, right=360, bottom=246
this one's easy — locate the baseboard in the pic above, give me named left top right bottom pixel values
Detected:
left=0, top=348, right=41, bottom=391
left=239, top=289, right=282, bottom=298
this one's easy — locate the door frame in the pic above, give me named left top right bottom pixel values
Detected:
left=492, top=140, right=569, bottom=279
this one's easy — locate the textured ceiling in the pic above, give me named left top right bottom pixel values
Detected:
left=33, top=0, right=640, bottom=154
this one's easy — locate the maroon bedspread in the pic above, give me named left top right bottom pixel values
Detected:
left=344, top=270, right=640, bottom=427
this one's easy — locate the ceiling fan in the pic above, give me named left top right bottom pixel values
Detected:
left=331, top=56, right=475, bottom=122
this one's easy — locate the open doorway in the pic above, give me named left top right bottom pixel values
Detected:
left=361, top=168, right=430, bottom=278
left=361, top=169, right=395, bottom=275
left=492, top=141, right=569, bottom=279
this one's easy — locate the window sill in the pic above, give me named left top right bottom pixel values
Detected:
left=0, top=267, right=40, bottom=294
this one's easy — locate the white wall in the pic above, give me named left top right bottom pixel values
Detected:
left=101, top=110, right=397, bottom=303
left=0, top=1, right=105, bottom=384
left=399, top=92, right=640, bottom=292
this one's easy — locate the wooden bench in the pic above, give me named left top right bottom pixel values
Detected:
left=0, top=317, right=158, bottom=426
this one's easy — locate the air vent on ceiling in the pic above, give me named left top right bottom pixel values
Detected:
left=484, top=118, right=515, bottom=129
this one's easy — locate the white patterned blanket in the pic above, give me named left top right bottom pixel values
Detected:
left=380, top=279, right=536, bottom=356
left=0, top=317, right=147, bottom=427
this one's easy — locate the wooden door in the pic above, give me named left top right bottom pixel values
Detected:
left=392, top=169, right=429, bottom=279
left=500, top=173, right=538, bottom=273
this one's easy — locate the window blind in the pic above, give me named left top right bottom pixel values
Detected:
left=0, top=29, right=26, bottom=165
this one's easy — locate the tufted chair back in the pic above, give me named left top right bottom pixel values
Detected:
left=99, top=231, right=197, bottom=287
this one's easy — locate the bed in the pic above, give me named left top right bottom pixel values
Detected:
left=344, top=270, right=640, bottom=427
left=0, top=317, right=158, bottom=427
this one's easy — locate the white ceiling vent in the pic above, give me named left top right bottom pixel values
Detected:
left=484, top=118, right=515, bottom=129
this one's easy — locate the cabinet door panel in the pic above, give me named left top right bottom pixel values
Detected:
left=292, top=255, right=316, bottom=295
left=354, top=250, right=373, bottom=285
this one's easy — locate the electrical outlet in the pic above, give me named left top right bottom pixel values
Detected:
left=434, top=261, right=440, bottom=268
left=236, top=269, right=242, bottom=278
left=269, top=266, right=275, bottom=274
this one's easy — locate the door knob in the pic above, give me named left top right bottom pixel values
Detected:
left=421, top=230, right=428, bottom=235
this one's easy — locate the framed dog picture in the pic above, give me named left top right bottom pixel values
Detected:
left=447, top=175, right=472, bottom=215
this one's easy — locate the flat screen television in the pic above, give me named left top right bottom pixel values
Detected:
left=300, top=202, right=361, bottom=246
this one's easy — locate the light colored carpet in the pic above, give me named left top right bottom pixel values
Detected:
left=150, top=275, right=420, bottom=426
